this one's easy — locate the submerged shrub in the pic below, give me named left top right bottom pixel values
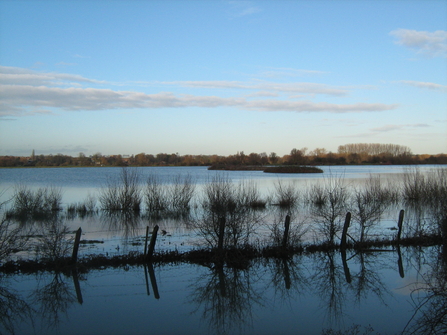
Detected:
left=36, top=217, right=73, bottom=260
left=8, top=185, right=62, bottom=219
left=350, top=176, right=387, bottom=243
left=145, top=173, right=196, bottom=215
left=67, top=194, right=97, bottom=217
left=192, top=174, right=263, bottom=248
left=99, top=168, right=142, bottom=211
left=0, top=195, right=31, bottom=261
left=309, top=173, right=349, bottom=244
left=272, top=179, right=300, bottom=208
left=267, top=209, right=307, bottom=248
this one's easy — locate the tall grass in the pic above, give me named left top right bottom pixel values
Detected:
left=99, top=168, right=142, bottom=211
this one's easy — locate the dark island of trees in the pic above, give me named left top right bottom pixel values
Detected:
left=1, top=143, right=446, bottom=168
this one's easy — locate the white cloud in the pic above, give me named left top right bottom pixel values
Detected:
left=0, top=66, right=398, bottom=117
left=0, top=84, right=397, bottom=116
left=163, top=80, right=348, bottom=96
left=370, top=123, right=431, bottom=133
left=390, top=29, right=447, bottom=58
left=400, top=80, right=447, bottom=92
left=0, top=66, right=105, bottom=86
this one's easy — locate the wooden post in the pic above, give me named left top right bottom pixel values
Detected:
left=144, top=226, right=150, bottom=256
left=341, top=248, right=352, bottom=283
left=71, top=268, right=84, bottom=304
left=144, top=264, right=151, bottom=296
left=147, top=225, right=159, bottom=261
left=397, top=245, right=405, bottom=278
left=217, top=217, right=225, bottom=252
left=148, top=262, right=160, bottom=299
left=340, top=212, right=351, bottom=250
left=397, top=210, right=404, bottom=243
left=282, top=215, right=291, bottom=248
left=71, top=227, right=82, bottom=264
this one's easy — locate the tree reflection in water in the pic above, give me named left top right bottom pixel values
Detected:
left=188, top=264, right=264, bottom=335
left=403, top=244, right=447, bottom=334
left=264, top=257, right=309, bottom=303
left=350, top=252, right=390, bottom=306
left=30, top=273, right=78, bottom=332
left=0, top=281, right=34, bottom=334
left=311, top=251, right=348, bottom=328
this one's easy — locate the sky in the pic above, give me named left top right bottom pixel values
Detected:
left=0, top=0, right=446, bottom=157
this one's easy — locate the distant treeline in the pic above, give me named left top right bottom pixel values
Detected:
left=1, top=143, right=446, bottom=168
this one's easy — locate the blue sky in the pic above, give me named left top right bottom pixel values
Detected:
left=0, top=0, right=446, bottom=157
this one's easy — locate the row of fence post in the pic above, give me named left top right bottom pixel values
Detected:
left=71, top=210, right=407, bottom=263
left=71, top=224, right=160, bottom=265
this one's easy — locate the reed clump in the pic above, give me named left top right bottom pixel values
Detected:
left=144, top=173, right=196, bottom=218
left=271, top=179, right=300, bottom=208
left=66, top=194, right=97, bottom=217
left=99, top=167, right=142, bottom=212
left=7, top=185, right=63, bottom=220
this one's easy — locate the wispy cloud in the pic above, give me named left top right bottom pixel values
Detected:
left=162, top=80, right=348, bottom=96
left=0, top=66, right=398, bottom=117
left=390, top=29, right=447, bottom=58
left=399, top=80, right=447, bottom=92
left=0, top=66, right=105, bottom=86
left=370, top=123, right=431, bottom=133
left=227, top=1, right=261, bottom=18
left=0, top=84, right=397, bottom=117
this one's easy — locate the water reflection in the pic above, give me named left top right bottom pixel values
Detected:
left=189, top=264, right=264, bottom=335
left=0, top=281, right=33, bottom=334
left=403, top=245, right=447, bottom=334
left=1, top=246, right=446, bottom=334
left=30, top=272, right=79, bottom=331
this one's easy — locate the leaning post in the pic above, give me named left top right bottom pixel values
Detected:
left=397, top=210, right=404, bottom=243
left=147, top=225, right=159, bottom=261
left=71, top=227, right=82, bottom=264
left=340, top=212, right=351, bottom=250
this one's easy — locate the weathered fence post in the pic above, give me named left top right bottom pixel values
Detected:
left=71, top=227, right=82, bottom=264
left=146, top=225, right=159, bottom=261
left=397, top=210, right=404, bottom=243
left=282, top=215, right=291, bottom=248
left=340, top=212, right=351, bottom=250
left=144, top=226, right=150, bottom=256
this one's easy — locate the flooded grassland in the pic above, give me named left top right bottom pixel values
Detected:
left=1, top=165, right=446, bottom=334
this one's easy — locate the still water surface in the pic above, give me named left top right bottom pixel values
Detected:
left=1, top=166, right=446, bottom=334
left=2, top=246, right=443, bottom=335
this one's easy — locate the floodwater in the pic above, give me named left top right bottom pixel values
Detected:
left=2, top=245, right=445, bottom=335
left=1, top=165, right=446, bottom=334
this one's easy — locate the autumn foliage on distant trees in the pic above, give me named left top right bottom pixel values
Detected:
left=0, top=143, right=446, bottom=167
